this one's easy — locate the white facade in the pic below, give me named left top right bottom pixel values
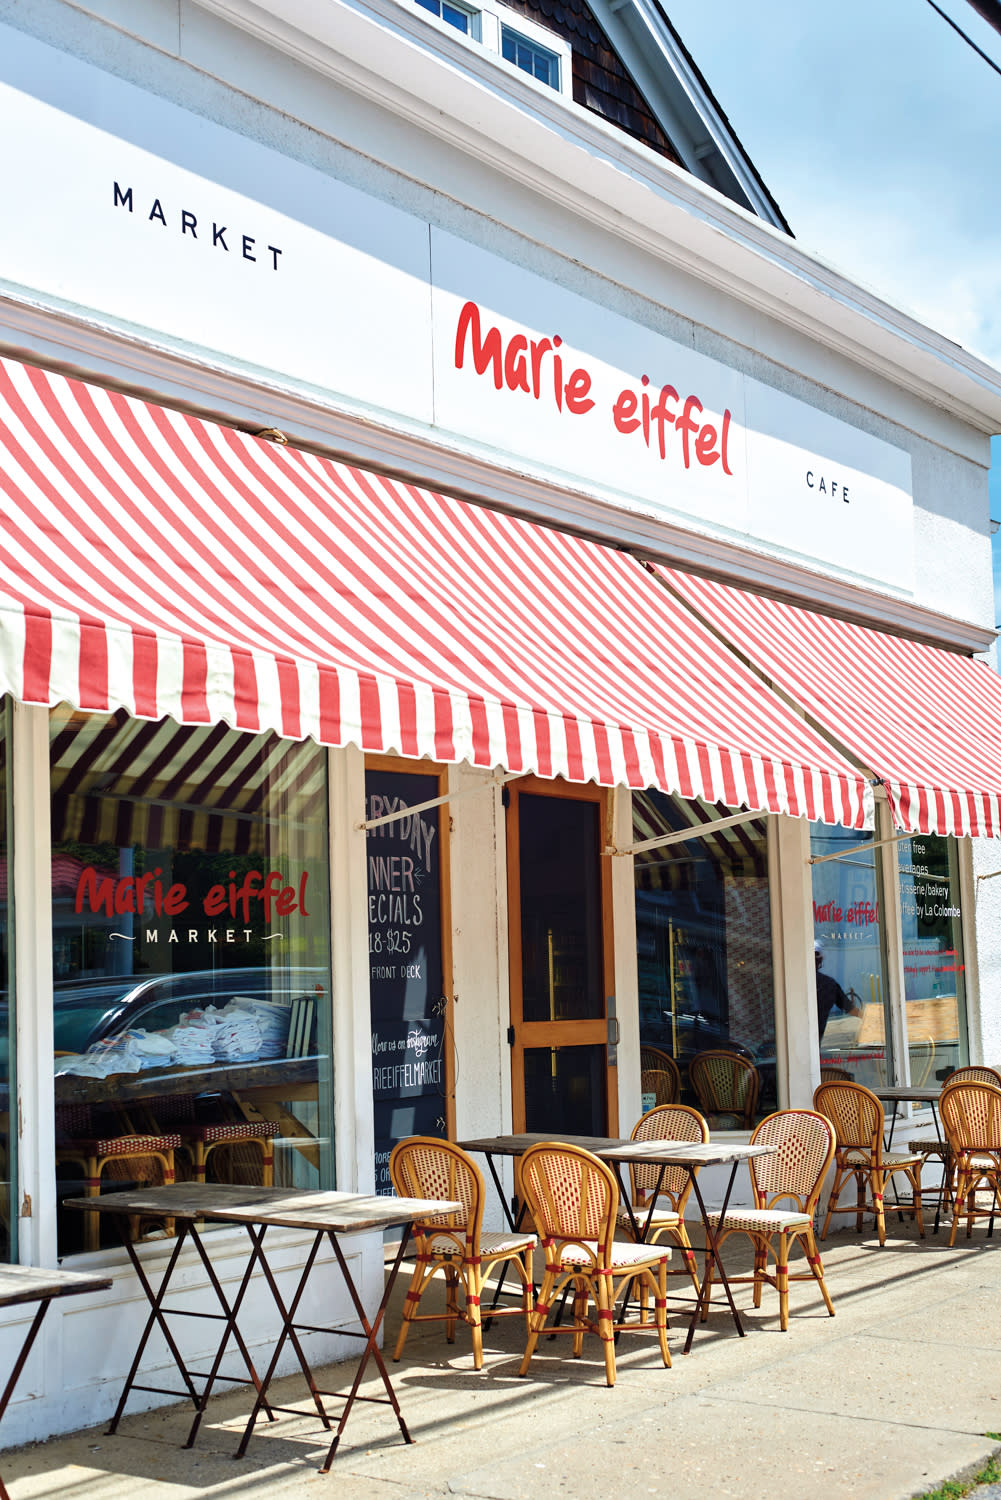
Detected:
left=0, top=0, right=1000, bottom=1445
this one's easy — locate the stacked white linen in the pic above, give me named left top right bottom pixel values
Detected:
left=228, top=997, right=290, bottom=1059
left=210, top=1001, right=263, bottom=1063
left=168, top=1008, right=219, bottom=1066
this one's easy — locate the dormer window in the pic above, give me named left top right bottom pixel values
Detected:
left=415, top=0, right=474, bottom=35
left=411, top=0, right=572, bottom=96
left=500, top=26, right=560, bottom=90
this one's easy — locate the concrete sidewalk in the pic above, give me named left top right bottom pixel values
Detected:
left=3, top=1217, right=999, bottom=1500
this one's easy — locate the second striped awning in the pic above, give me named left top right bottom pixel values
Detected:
left=662, top=566, right=1001, bottom=838
left=0, top=357, right=870, bottom=827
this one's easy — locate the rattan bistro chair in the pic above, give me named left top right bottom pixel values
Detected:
left=389, top=1137, right=536, bottom=1369
left=616, top=1103, right=708, bottom=1295
left=906, top=1066, right=1001, bottom=1186
left=689, top=1050, right=759, bottom=1130
left=639, top=1047, right=682, bottom=1107
left=518, top=1141, right=671, bottom=1387
left=700, top=1109, right=836, bottom=1331
left=939, top=1080, right=1001, bottom=1245
left=814, top=1080, right=924, bottom=1246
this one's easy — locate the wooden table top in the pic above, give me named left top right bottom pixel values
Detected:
left=874, top=1086, right=942, bottom=1104
left=459, top=1133, right=632, bottom=1157
left=459, top=1134, right=776, bottom=1168
left=0, top=1265, right=112, bottom=1308
left=600, top=1140, right=778, bottom=1168
left=54, top=1055, right=319, bottom=1105
left=63, top=1183, right=461, bottom=1234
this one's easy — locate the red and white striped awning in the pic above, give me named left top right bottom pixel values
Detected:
left=0, top=356, right=871, bottom=826
left=662, top=566, right=1001, bottom=838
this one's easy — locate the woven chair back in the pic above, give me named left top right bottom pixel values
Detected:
left=940, top=1081, right=1001, bottom=1154
left=389, top=1137, right=483, bottom=1234
left=819, top=1066, right=853, bottom=1085
left=630, top=1103, right=708, bottom=1204
left=813, top=1080, right=884, bottom=1158
left=908, top=1037, right=936, bottom=1087
left=749, top=1109, right=836, bottom=1212
left=519, top=1142, right=618, bottom=1260
left=946, top=1064, right=1001, bottom=1087
left=639, top=1047, right=681, bottom=1106
left=689, top=1050, right=759, bottom=1126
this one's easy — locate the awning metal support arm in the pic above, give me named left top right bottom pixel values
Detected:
left=605, top=808, right=764, bottom=858
left=808, top=831, right=912, bottom=866
left=357, top=771, right=523, bottom=831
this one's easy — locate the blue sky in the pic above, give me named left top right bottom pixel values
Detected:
left=665, top=0, right=1001, bottom=624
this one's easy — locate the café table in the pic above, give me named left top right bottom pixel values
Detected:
left=873, top=1085, right=951, bottom=1232
left=458, top=1133, right=777, bottom=1354
left=0, top=1265, right=113, bottom=1500
left=64, top=1182, right=460, bottom=1470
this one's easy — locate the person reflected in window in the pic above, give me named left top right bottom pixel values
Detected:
left=815, top=940, right=862, bottom=1036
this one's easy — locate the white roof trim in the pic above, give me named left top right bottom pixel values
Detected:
left=589, top=0, right=786, bottom=228
left=189, top=0, right=1001, bottom=433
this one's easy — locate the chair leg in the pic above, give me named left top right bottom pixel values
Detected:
left=776, top=1232, right=790, bottom=1332
left=393, top=1253, right=427, bottom=1361
left=654, top=1260, right=671, bottom=1369
left=907, top=1164, right=925, bottom=1239
left=572, top=1278, right=588, bottom=1356
left=752, top=1237, right=767, bottom=1308
left=855, top=1170, right=866, bottom=1232
left=872, top=1171, right=887, bottom=1247
left=519, top=1267, right=554, bottom=1377
left=821, top=1166, right=846, bottom=1240
left=804, top=1227, right=835, bottom=1318
left=949, top=1169, right=966, bottom=1246
left=444, top=1265, right=459, bottom=1343
left=467, top=1262, right=484, bottom=1371
left=596, top=1272, right=616, bottom=1387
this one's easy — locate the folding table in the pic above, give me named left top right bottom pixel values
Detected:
left=0, top=1265, right=112, bottom=1500
left=459, top=1133, right=776, bottom=1353
left=64, top=1182, right=460, bottom=1470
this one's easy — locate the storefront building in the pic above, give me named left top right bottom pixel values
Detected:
left=2, top=0, right=1001, bottom=1442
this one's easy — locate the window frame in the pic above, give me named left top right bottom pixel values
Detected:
left=407, top=0, right=573, bottom=97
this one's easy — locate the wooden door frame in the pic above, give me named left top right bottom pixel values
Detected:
left=506, top=776, right=618, bottom=1135
left=364, top=755, right=455, bottom=1139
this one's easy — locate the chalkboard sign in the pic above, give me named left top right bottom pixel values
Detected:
left=366, top=769, right=446, bottom=1194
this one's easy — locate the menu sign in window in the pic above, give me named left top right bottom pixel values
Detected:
left=366, top=769, right=447, bottom=1194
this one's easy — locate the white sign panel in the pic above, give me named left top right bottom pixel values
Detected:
left=430, top=229, right=914, bottom=593
left=0, top=28, right=433, bottom=424
left=0, top=27, right=914, bottom=593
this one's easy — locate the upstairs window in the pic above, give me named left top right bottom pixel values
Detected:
left=416, top=0, right=474, bottom=34
left=410, top=0, right=571, bottom=95
left=501, top=26, right=560, bottom=89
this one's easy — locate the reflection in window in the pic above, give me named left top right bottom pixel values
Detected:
left=0, top=702, right=12, bottom=1260
left=633, top=791, right=775, bottom=1125
left=810, top=822, right=889, bottom=1089
left=898, top=834, right=967, bottom=1089
left=51, top=708, right=332, bottom=1256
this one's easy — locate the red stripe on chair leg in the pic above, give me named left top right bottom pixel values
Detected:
left=776, top=1264, right=789, bottom=1274
left=654, top=1298, right=667, bottom=1309
left=84, top=1179, right=100, bottom=1188
left=469, top=1256, right=482, bottom=1267
left=597, top=1309, right=614, bottom=1321
left=807, top=1255, right=821, bottom=1265
left=405, top=1291, right=423, bottom=1304
left=535, top=1302, right=550, bottom=1316
left=467, top=1295, right=480, bottom=1306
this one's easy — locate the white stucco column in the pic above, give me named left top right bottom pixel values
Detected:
left=770, top=814, right=819, bottom=1108
left=328, top=744, right=373, bottom=1194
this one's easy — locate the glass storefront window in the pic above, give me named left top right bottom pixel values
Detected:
left=51, top=708, right=332, bottom=1256
left=634, top=791, right=776, bottom=1124
left=898, top=834, right=967, bottom=1088
left=0, top=702, right=13, bottom=1260
left=810, top=822, right=890, bottom=1089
